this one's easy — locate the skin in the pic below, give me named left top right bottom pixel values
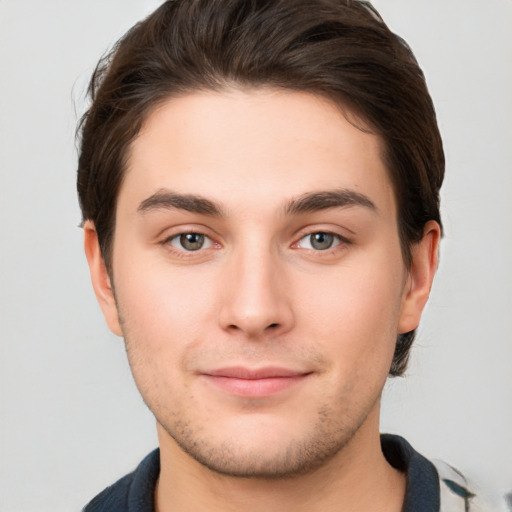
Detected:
left=85, top=89, right=440, bottom=512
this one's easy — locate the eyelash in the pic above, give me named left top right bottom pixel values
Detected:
left=294, top=231, right=350, bottom=252
left=161, top=229, right=351, bottom=258
left=160, top=232, right=218, bottom=259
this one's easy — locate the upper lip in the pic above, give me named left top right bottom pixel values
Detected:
left=203, top=367, right=311, bottom=379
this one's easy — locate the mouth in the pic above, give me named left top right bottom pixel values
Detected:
left=200, top=367, right=313, bottom=397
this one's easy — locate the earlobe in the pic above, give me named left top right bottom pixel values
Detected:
left=83, top=221, right=123, bottom=336
left=398, top=220, right=441, bottom=334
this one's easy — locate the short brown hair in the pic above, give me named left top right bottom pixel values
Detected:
left=77, top=0, right=444, bottom=376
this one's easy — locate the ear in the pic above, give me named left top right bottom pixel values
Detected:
left=398, top=220, right=441, bottom=334
left=83, top=221, right=123, bottom=336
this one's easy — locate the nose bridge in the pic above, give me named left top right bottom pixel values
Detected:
left=219, top=235, right=293, bottom=338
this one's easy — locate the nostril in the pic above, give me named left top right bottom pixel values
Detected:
left=268, top=323, right=279, bottom=329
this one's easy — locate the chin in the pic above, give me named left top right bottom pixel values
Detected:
left=160, top=409, right=360, bottom=479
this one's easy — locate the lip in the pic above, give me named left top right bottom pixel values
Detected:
left=201, top=367, right=312, bottom=397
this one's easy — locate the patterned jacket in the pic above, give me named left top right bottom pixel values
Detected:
left=434, top=459, right=511, bottom=512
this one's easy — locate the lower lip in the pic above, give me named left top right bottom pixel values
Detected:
left=202, top=375, right=310, bottom=397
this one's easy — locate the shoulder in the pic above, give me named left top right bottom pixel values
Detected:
left=381, top=434, right=509, bottom=512
left=433, top=459, right=510, bottom=512
left=82, top=449, right=160, bottom=512
left=382, top=434, right=440, bottom=511
left=82, top=472, right=134, bottom=512
left=433, top=459, right=476, bottom=512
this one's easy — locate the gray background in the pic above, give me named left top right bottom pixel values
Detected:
left=1, top=1, right=511, bottom=510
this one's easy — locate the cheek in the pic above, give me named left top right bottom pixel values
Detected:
left=294, top=259, right=405, bottom=369
left=114, top=242, right=213, bottom=331
left=114, top=269, right=205, bottom=408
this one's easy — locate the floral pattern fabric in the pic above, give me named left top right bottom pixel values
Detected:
left=433, top=459, right=511, bottom=512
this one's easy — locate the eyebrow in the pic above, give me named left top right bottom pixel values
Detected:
left=137, top=188, right=376, bottom=218
left=138, top=189, right=224, bottom=216
left=284, top=189, right=376, bottom=216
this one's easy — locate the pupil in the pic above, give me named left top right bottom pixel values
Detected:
left=311, top=232, right=333, bottom=250
left=180, top=233, right=204, bottom=251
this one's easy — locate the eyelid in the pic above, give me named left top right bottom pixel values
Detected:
left=158, top=224, right=352, bottom=256
left=158, top=223, right=219, bottom=243
left=291, top=226, right=352, bottom=247
left=296, top=232, right=341, bottom=250
left=159, top=226, right=222, bottom=259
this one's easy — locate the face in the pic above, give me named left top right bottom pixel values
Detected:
left=86, top=89, right=438, bottom=478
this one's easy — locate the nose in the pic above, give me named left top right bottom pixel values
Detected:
left=218, top=246, right=294, bottom=339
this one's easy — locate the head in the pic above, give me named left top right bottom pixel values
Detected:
left=77, top=0, right=444, bottom=378
left=78, top=0, right=443, bottom=478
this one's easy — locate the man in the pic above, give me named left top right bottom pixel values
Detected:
left=77, top=1, right=476, bottom=510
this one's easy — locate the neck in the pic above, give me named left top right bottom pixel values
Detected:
left=154, top=408, right=405, bottom=512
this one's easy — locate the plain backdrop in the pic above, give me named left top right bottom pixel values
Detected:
left=1, top=1, right=511, bottom=511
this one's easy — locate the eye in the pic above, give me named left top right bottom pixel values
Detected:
left=297, top=232, right=342, bottom=251
left=169, top=233, right=213, bottom=251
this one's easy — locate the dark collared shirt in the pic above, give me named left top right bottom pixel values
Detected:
left=83, top=434, right=441, bottom=512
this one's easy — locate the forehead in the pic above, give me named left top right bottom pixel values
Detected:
left=121, top=88, right=395, bottom=217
